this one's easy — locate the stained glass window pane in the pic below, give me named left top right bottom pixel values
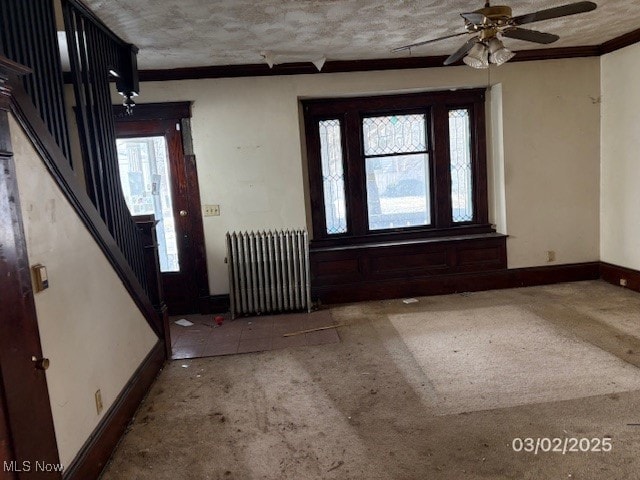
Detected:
left=319, top=119, right=347, bottom=234
left=449, top=109, right=474, bottom=223
left=363, top=114, right=426, bottom=156
left=366, top=154, right=430, bottom=230
left=116, top=136, right=180, bottom=272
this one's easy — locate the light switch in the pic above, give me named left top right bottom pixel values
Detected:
left=32, top=264, right=49, bottom=292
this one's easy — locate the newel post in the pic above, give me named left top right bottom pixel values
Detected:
left=133, top=214, right=171, bottom=357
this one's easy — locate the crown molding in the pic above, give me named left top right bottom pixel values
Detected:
left=599, top=27, right=640, bottom=55
left=60, top=26, right=639, bottom=83
left=137, top=46, right=603, bottom=82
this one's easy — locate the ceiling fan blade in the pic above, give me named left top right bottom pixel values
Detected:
left=443, top=36, right=479, bottom=65
left=512, top=1, right=597, bottom=26
left=460, top=12, right=486, bottom=25
left=502, top=27, right=559, bottom=44
left=392, top=31, right=469, bottom=52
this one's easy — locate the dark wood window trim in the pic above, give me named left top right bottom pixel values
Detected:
left=303, top=88, right=492, bottom=249
left=112, top=101, right=191, bottom=122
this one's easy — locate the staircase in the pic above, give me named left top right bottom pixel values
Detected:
left=0, top=0, right=166, bottom=340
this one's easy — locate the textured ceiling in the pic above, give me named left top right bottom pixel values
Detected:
left=84, top=0, right=640, bottom=69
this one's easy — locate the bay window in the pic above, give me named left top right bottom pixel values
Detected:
left=303, top=88, right=491, bottom=246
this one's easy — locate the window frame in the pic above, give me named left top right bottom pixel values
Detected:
left=303, top=88, right=491, bottom=247
left=361, top=109, right=433, bottom=233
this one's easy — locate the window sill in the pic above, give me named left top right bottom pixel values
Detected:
left=310, top=224, right=498, bottom=250
left=310, top=231, right=506, bottom=253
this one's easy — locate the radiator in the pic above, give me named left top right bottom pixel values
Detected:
left=226, top=230, right=312, bottom=318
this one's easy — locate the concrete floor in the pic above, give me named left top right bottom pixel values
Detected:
left=101, top=281, right=640, bottom=480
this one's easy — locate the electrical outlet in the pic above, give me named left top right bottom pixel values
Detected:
left=620, top=278, right=628, bottom=287
left=546, top=250, right=556, bottom=262
left=95, top=389, right=103, bottom=415
left=203, top=204, right=220, bottom=217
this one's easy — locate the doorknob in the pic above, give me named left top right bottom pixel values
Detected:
left=179, top=210, right=188, bottom=217
left=32, top=356, right=50, bottom=371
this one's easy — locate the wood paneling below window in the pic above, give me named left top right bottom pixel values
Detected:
left=311, top=233, right=507, bottom=303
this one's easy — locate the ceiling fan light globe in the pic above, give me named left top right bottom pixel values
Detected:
left=490, top=48, right=515, bottom=65
left=463, top=56, right=489, bottom=69
left=462, top=43, right=489, bottom=69
left=487, top=38, right=515, bottom=66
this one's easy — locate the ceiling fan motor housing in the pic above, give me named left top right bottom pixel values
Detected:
left=476, top=5, right=513, bottom=24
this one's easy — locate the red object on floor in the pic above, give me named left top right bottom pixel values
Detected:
left=215, top=315, right=224, bottom=326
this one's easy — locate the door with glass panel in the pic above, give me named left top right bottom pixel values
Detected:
left=115, top=109, right=208, bottom=314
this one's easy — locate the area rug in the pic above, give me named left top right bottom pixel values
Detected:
left=389, top=304, right=640, bottom=415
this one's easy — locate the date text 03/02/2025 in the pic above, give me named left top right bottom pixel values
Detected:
left=512, top=437, right=612, bottom=455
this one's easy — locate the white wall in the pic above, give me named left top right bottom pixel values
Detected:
left=10, top=116, right=158, bottom=468
left=487, top=83, right=507, bottom=236
left=600, top=42, right=640, bottom=271
left=122, top=57, right=601, bottom=294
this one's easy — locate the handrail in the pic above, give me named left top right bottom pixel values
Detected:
left=8, top=72, right=163, bottom=338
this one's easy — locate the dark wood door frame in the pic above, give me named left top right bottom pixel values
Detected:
left=0, top=382, right=17, bottom=480
left=114, top=102, right=209, bottom=314
left=0, top=59, right=61, bottom=478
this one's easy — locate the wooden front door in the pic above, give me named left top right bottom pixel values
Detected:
left=0, top=112, right=61, bottom=478
left=114, top=103, right=209, bottom=314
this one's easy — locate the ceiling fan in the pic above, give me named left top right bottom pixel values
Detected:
left=393, top=1, right=597, bottom=68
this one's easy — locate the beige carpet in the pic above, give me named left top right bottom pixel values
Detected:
left=101, top=281, right=640, bottom=480
left=389, top=303, right=640, bottom=415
